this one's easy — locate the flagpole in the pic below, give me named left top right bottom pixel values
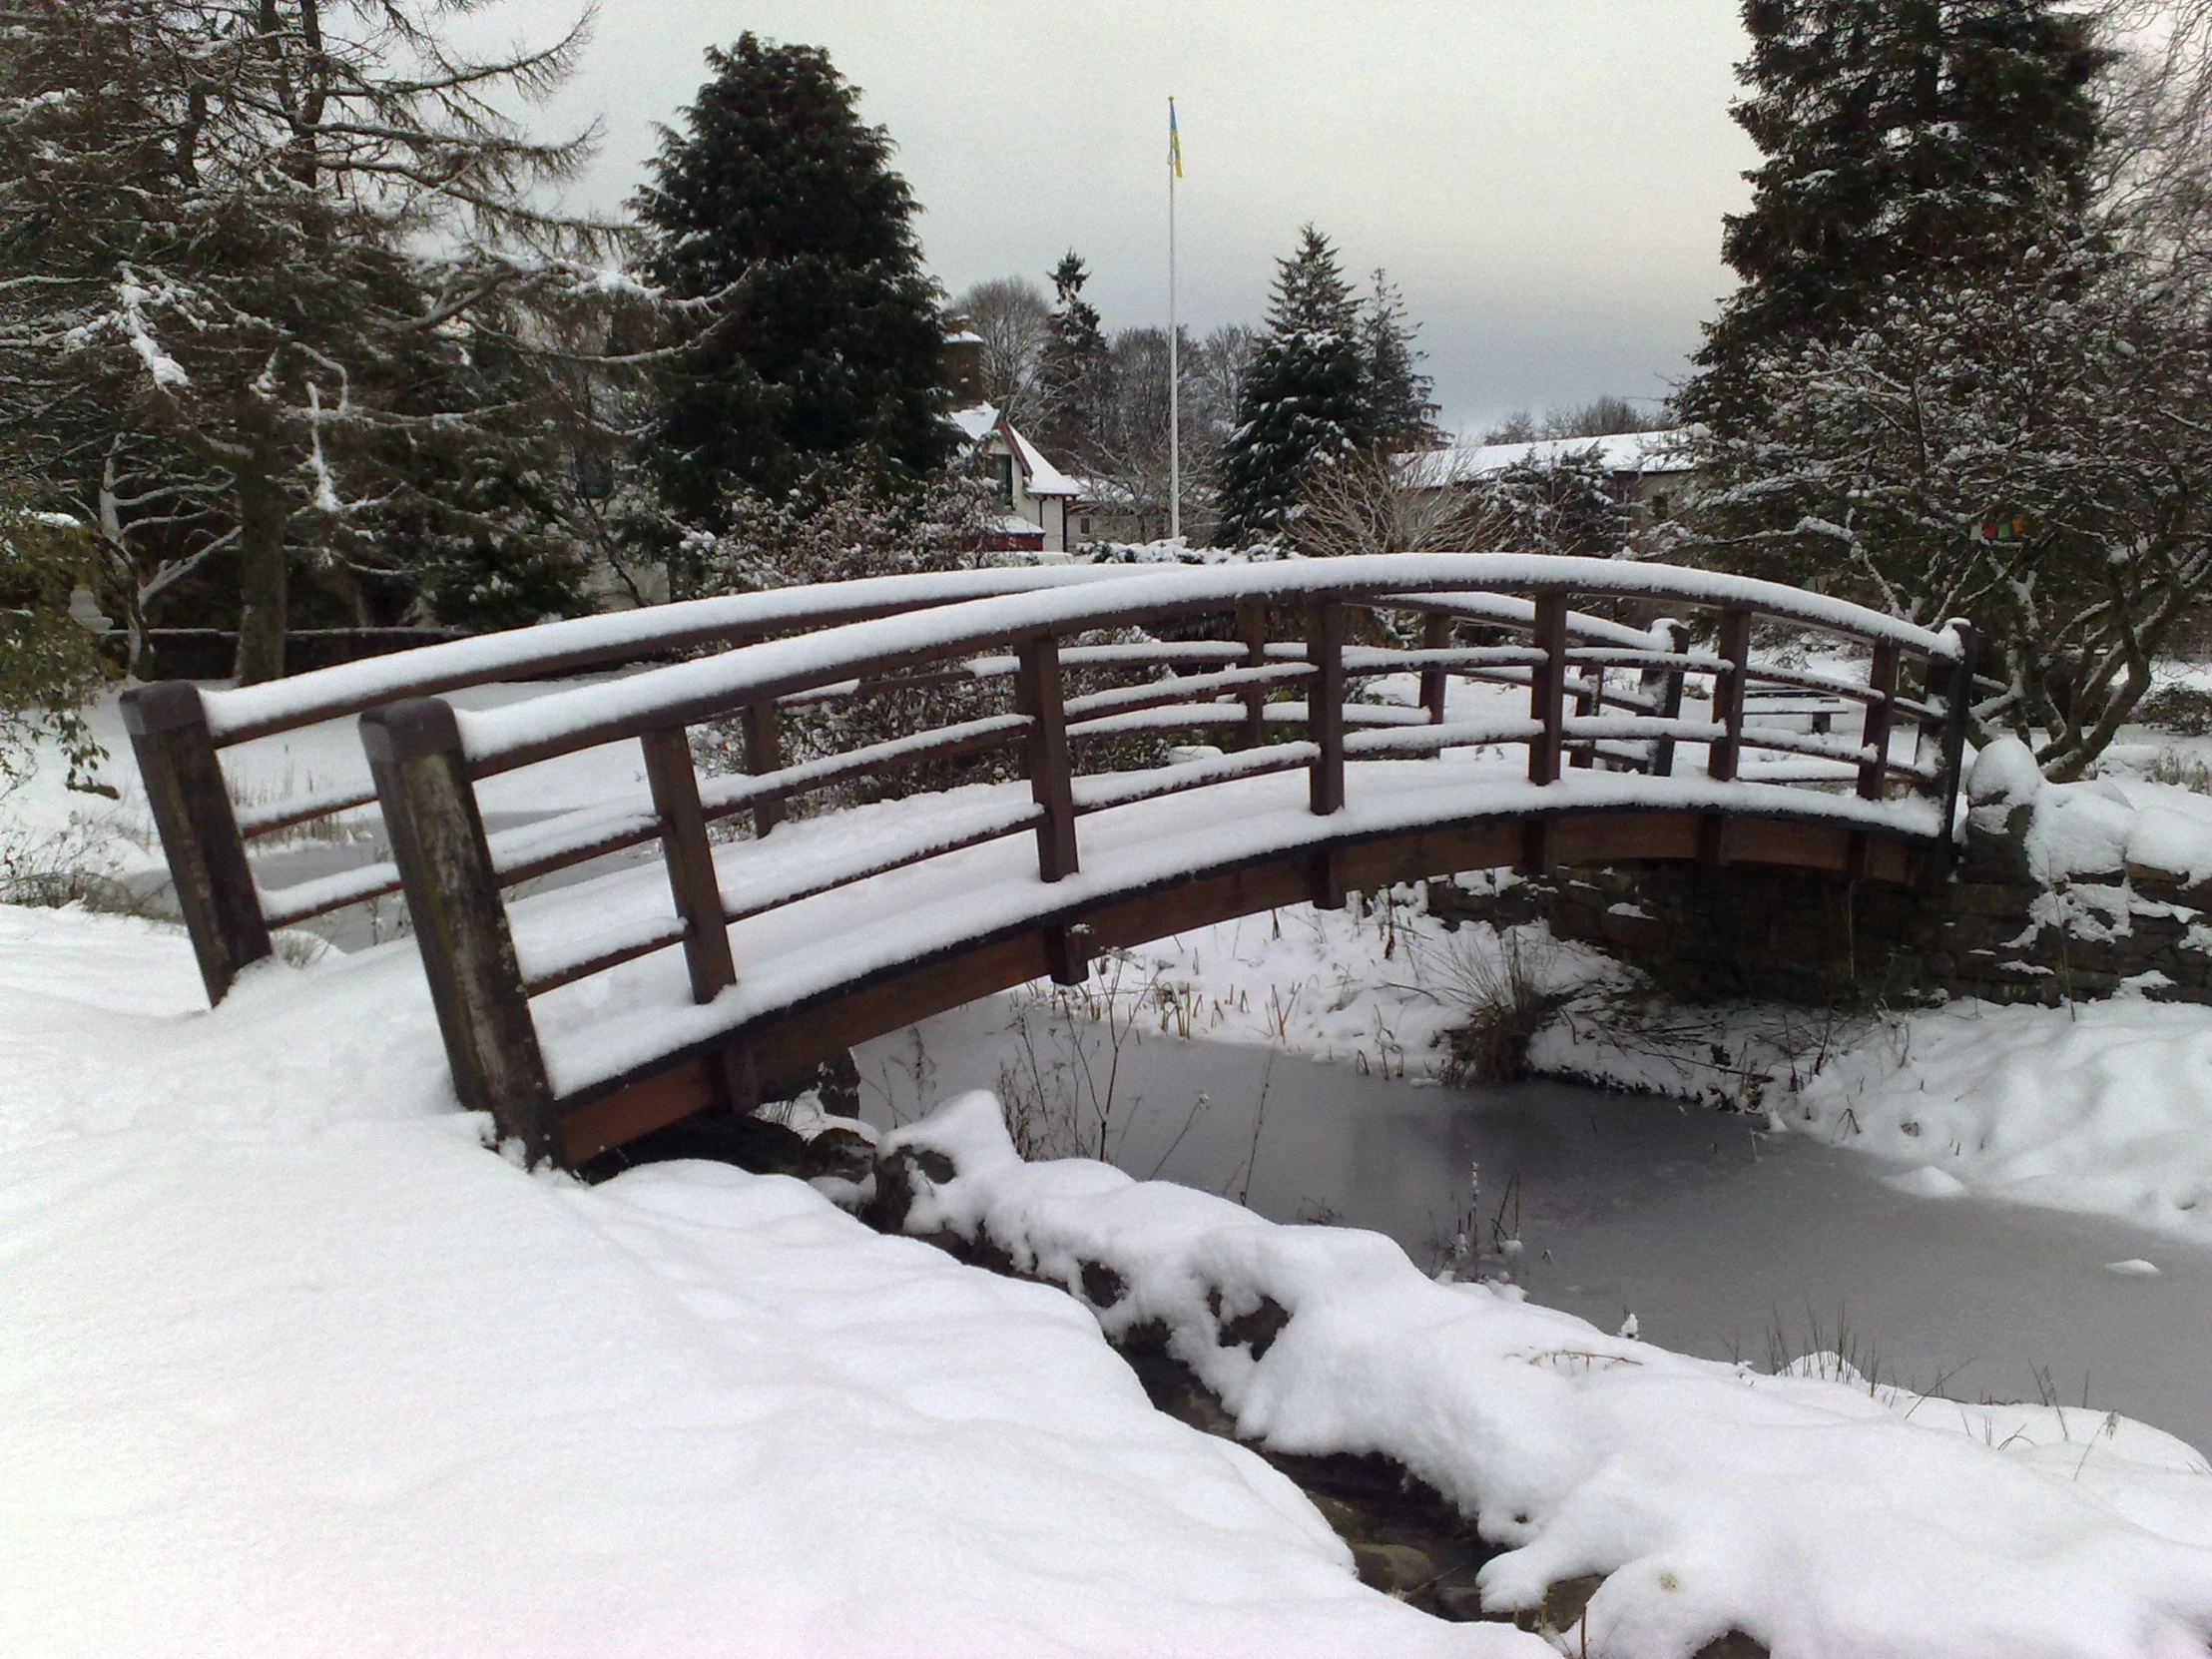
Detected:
left=1168, top=95, right=1181, bottom=544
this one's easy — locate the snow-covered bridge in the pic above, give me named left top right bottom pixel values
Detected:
left=125, top=556, right=1973, bottom=1168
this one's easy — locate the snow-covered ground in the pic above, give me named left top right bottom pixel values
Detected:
left=0, top=903, right=1527, bottom=1658
left=16, top=674, right=2212, bottom=1651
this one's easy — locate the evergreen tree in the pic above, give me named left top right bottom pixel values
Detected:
left=1362, top=271, right=1440, bottom=451
left=1033, top=252, right=1110, bottom=465
left=1218, top=227, right=1371, bottom=546
left=0, top=0, right=624, bottom=682
left=635, top=35, right=951, bottom=520
left=1682, top=0, right=2107, bottom=429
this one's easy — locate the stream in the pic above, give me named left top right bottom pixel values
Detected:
left=855, top=998, right=2212, bottom=1454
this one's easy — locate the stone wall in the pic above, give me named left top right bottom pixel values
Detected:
left=1427, top=786, right=2212, bottom=1011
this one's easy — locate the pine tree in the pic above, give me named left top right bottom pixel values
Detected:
left=1682, top=0, right=2107, bottom=429
left=1218, top=227, right=1372, bottom=547
left=635, top=35, right=951, bottom=521
left=0, top=0, right=625, bottom=682
left=1362, top=271, right=1440, bottom=452
left=1033, top=252, right=1110, bottom=466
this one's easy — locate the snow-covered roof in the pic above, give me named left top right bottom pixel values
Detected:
left=1401, top=427, right=1701, bottom=487
left=948, top=404, right=998, bottom=443
left=1005, top=424, right=1081, bottom=498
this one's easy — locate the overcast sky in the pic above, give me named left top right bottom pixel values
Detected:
left=512, top=0, right=1760, bottom=438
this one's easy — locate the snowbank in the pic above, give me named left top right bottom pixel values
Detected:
left=0, top=905, right=1527, bottom=1658
left=885, top=1091, right=2212, bottom=1658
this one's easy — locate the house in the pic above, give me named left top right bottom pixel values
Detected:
left=949, top=403, right=1084, bottom=555
left=1399, top=427, right=1701, bottom=527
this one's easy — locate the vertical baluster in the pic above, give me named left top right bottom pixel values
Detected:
left=1308, top=599, right=1347, bottom=815
left=361, top=697, right=553, bottom=1163
left=1238, top=600, right=1269, bottom=750
left=1858, top=643, right=1901, bottom=802
left=1706, top=605, right=1754, bottom=783
left=120, top=681, right=272, bottom=1004
left=1016, top=633, right=1079, bottom=881
left=1527, top=593, right=1568, bottom=786
left=641, top=724, right=737, bottom=1006
left=1935, top=622, right=1978, bottom=876
left=1418, top=610, right=1451, bottom=738
left=1570, top=651, right=1600, bottom=770
left=743, top=701, right=784, bottom=837
left=1647, top=620, right=1690, bottom=778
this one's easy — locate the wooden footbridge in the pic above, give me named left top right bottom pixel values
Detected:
left=125, top=555, right=1973, bottom=1168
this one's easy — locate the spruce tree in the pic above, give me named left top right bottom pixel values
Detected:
left=1033, top=253, right=1110, bottom=466
left=1218, top=227, right=1372, bottom=547
left=636, top=35, right=950, bottom=520
left=1362, top=271, right=1440, bottom=452
left=0, top=0, right=622, bottom=682
left=1683, top=0, right=2107, bottom=429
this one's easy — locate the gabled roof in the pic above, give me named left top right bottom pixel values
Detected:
left=1003, top=421, right=1081, bottom=498
left=1399, top=427, right=1700, bottom=487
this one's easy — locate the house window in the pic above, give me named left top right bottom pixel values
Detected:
left=991, top=454, right=1014, bottom=503
left=1080, top=516, right=1092, bottom=535
left=1650, top=492, right=1671, bottom=520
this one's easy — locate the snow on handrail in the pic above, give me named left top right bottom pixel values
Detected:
left=452, top=557, right=1962, bottom=775
left=197, top=564, right=1139, bottom=745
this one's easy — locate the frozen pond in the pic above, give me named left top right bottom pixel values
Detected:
left=857, top=998, right=2212, bottom=1453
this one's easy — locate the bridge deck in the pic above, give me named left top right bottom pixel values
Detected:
left=513, top=757, right=1939, bottom=1155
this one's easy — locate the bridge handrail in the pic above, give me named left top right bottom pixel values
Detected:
left=452, top=555, right=1962, bottom=775
left=327, top=555, right=1977, bottom=1164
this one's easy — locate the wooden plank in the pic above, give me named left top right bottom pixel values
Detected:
left=120, top=682, right=273, bottom=1004
left=1309, top=600, right=1347, bottom=815
left=1549, top=812, right=1702, bottom=866
left=1528, top=593, right=1568, bottom=785
left=1016, top=634, right=1079, bottom=881
left=361, top=697, right=554, bottom=1163
left=557, top=1058, right=719, bottom=1165
left=639, top=724, right=736, bottom=1006
left=1239, top=600, right=1270, bottom=753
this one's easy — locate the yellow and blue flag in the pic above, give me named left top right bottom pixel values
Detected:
left=1169, top=99, right=1183, bottom=179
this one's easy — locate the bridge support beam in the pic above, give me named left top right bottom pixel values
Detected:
left=1308, top=600, right=1347, bottom=815
left=362, top=698, right=554, bottom=1164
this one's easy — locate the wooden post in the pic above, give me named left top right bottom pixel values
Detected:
left=1858, top=642, right=1901, bottom=802
left=1418, top=611, right=1451, bottom=735
left=1238, top=600, right=1269, bottom=751
left=640, top=725, right=737, bottom=1005
left=120, top=681, right=273, bottom=1005
left=1527, top=592, right=1568, bottom=786
left=1935, top=622, right=1978, bottom=876
left=361, top=697, right=554, bottom=1163
left=743, top=701, right=785, bottom=837
left=1569, top=661, right=1600, bottom=770
left=1647, top=620, right=1690, bottom=779
left=1307, top=599, right=1347, bottom=816
left=1705, top=605, right=1754, bottom=783
left=1015, top=633, right=1079, bottom=883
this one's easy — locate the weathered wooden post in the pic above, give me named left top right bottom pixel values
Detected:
left=1238, top=600, right=1269, bottom=751
left=120, top=681, right=272, bottom=1004
left=640, top=725, right=738, bottom=1005
left=1935, top=622, right=1978, bottom=876
left=1705, top=605, right=1754, bottom=785
left=742, top=701, right=785, bottom=837
left=1306, top=599, right=1348, bottom=909
left=1646, top=620, right=1691, bottom=779
left=360, top=697, right=553, bottom=1162
left=1523, top=592, right=1570, bottom=872
left=1858, top=643, right=1901, bottom=802
left=1418, top=610, right=1451, bottom=733
left=1701, top=605, right=1755, bottom=864
left=1015, top=632, right=1087, bottom=984
left=1526, top=593, right=1568, bottom=786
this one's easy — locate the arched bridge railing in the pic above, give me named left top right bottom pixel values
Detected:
left=126, top=555, right=1972, bottom=1167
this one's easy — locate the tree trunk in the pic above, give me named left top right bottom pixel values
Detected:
left=234, top=441, right=289, bottom=685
